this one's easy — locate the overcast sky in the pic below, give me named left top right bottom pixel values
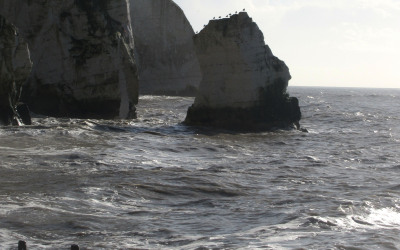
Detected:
left=174, top=0, right=400, bottom=88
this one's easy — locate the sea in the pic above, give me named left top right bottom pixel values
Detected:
left=0, top=87, right=399, bottom=249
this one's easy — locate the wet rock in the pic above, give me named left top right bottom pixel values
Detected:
left=71, top=244, right=80, bottom=250
left=0, top=0, right=138, bottom=119
left=0, top=15, right=32, bottom=125
left=131, top=0, right=202, bottom=96
left=18, top=240, right=27, bottom=250
left=16, top=103, right=32, bottom=125
left=185, top=12, right=302, bottom=130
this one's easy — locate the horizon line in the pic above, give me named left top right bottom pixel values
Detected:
left=289, top=85, right=400, bottom=89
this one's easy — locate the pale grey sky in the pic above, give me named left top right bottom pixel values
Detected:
left=174, top=0, right=400, bottom=88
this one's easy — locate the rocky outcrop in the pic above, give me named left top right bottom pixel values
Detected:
left=0, top=0, right=138, bottom=119
left=185, top=12, right=301, bottom=130
left=0, top=15, right=32, bottom=125
left=131, top=0, right=202, bottom=95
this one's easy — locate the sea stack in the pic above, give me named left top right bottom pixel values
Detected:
left=0, top=0, right=138, bottom=119
left=185, top=12, right=301, bottom=130
left=131, top=0, right=202, bottom=95
left=0, top=15, right=32, bottom=125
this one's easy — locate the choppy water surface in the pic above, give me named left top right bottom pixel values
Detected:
left=1, top=87, right=399, bottom=249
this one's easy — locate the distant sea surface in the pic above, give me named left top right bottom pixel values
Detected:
left=1, top=87, right=399, bottom=249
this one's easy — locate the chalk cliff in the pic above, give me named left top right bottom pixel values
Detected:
left=0, top=0, right=138, bottom=119
left=185, top=13, right=301, bottom=130
left=0, top=15, right=32, bottom=125
left=131, top=0, right=202, bottom=95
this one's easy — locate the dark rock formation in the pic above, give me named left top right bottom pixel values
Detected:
left=0, top=0, right=138, bottom=119
left=71, top=244, right=80, bottom=250
left=185, top=12, right=302, bottom=130
left=0, top=15, right=32, bottom=125
left=131, top=0, right=202, bottom=96
left=18, top=240, right=27, bottom=250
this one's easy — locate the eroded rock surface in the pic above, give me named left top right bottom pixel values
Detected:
left=185, top=12, right=301, bottom=130
left=0, top=15, right=32, bottom=125
left=131, top=0, right=202, bottom=95
left=0, top=0, right=138, bottom=119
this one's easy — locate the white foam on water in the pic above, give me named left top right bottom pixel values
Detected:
left=362, top=207, right=400, bottom=228
left=0, top=229, right=21, bottom=249
left=0, top=229, right=54, bottom=250
left=0, top=204, right=21, bottom=215
left=331, top=202, right=400, bottom=230
left=139, top=95, right=159, bottom=101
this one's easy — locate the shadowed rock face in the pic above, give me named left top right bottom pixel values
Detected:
left=0, top=15, right=32, bottom=125
left=0, top=0, right=138, bottom=119
left=185, top=12, right=301, bottom=130
left=131, top=0, right=202, bottom=96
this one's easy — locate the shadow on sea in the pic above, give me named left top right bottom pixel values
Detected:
left=77, top=119, right=303, bottom=136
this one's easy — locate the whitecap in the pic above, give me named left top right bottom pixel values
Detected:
left=362, top=207, right=400, bottom=228
left=332, top=204, right=400, bottom=230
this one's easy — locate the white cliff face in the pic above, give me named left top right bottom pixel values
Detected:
left=185, top=12, right=301, bottom=130
left=131, top=0, right=202, bottom=95
left=0, top=15, right=32, bottom=93
left=0, top=15, right=32, bottom=125
left=0, top=0, right=138, bottom=119
left=193, top=12, right=291, bottom=109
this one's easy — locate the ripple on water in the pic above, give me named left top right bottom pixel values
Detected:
left=1, top=88, right=400, bottom=248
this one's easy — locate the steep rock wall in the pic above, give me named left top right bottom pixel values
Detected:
left=185, top=12, right=301, bottom=130
left=0, top=0, right=138, bottom=119
left=131, top=0, right=201, bottom=95
left=0, top=15, right=32, bottom=125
